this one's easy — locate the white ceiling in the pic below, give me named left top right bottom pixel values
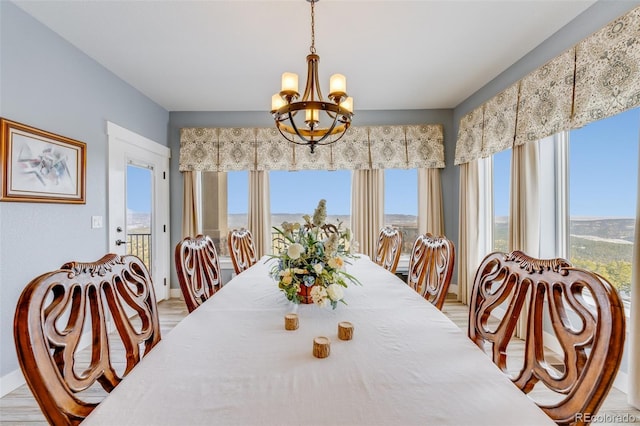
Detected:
left=13, top=0, right=597, bottom=112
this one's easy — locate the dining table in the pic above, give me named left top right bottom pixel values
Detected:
left=82, top=255, right=555, bottom=425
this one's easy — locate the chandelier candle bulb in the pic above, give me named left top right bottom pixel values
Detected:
left=313, top=336, right=331, bottom=358
left=338, top=321, right=354, bottom=340
left=305, top=108, right=319, bottom=124
left=284, top=313, right=299, bottom=331
left=272, top=94, right=286, bottom=111
left=329, top=74, right=347, bottom=98
left=281, top=72, right=299, bottom=94
left=340, top=97, right=354, bottom=114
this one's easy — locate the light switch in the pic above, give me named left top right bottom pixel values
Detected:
left=92, top=215, right=103, bottom=229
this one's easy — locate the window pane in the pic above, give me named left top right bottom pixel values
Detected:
left=569, top=107, right=639, bottom=302
left=270, top=170, right=351, bottom=251
left=493, top=150, right=511, bottom=252
left=126, top=164, right=152, bottom=271
left=384, top=169, right=417, bottom=255
left=228, top=171, right=248, bottom=230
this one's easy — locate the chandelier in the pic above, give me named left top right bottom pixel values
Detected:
left=270, top=0, right=353, bottom=153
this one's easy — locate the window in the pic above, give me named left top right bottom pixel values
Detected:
left=227, top=171, right=248, bottom=230
left=270, top=170, right=352, bottom=251
left=384, top=169, right=417, bottom=254
left=568, top=107, right=639, bottom=303
left=492, top=150, right=511, bottom=252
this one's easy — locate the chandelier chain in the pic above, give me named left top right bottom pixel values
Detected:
left=310, top=0, right=316, bottom=54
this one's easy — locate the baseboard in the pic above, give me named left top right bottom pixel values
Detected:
left=614, top=369, right=629, bottom=394
left=0, top=368, right=25, bottom=398
left=170, top=288, right=183, bottom=299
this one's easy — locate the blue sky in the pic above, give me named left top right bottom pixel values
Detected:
left=228, top=168, right=418, bottom=216
left=569, top=107, right=639, bottom=217
left=126, top=165, right=152, bottom=213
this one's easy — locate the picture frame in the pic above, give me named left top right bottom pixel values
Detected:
left=0, top=118, right=86, bottom=204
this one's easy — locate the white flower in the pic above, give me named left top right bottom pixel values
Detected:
left=313, top=263, right=324, bottom=274
left=316, top=298, right=329, bottom=308
left=287, top=243, right=304, bottom=259
left=328, top=256, right=344, bottom=270
left=310, top=285, right=328, bottom=305
left=326, top=284, right=344, bottom=302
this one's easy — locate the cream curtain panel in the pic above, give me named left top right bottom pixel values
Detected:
left=455, top=5, right=640, bottom=164
left=248, top=170, right=271, bottom=258
left=508, top=142, right=541, bottom=339
left=181, top=171, right=199, bottom=238
left=457, top=161, right=482, bottom=304
left=508, top=142, right=540, bottom=256
left=630, top=150, right=640, bottom=407
left=351, top=170, right=384, bottom=259
left=180, top=125, right=445, bottom=172
left=418, top=168, right=444, bottom=237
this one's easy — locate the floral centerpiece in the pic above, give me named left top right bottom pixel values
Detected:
left=269, top=199, right=360, bottom=309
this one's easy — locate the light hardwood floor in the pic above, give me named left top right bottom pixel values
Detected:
left=1, top=296, right=638, bottom=425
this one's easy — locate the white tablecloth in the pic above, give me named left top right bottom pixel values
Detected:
left=83, top=256, right=554, bottom=425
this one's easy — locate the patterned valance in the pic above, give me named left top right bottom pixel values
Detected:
left=180, top=124, right=444, bottom=172
left=455, top=5, right=640, bottom=164
left=454, top=107, right=484, bottom=166
left=515, top=48, right=575, bottom=146
left=481, top=83, right=519, bottom=157
left=573, top=7, right=640, bottom=128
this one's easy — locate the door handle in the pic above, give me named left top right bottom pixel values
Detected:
left=115, top=239, right=128, bottom=246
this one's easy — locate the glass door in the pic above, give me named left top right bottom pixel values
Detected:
left=126, top=163, right=153, bottom=272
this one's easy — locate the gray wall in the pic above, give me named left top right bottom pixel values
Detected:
left=0, top=2, right=169, bottom=379
left=168, top=110, right=456, bottom=290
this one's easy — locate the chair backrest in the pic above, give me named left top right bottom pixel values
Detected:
left=228, top=228, right=258, bottom=274
left=175, top=234, right=222, bottom=312
left=468, top=250, right=625, bottom=425
left=406, top=233, right=455, bottom=310
left=374, top=226, right=403, bottom=273
left=13, top=254, right=161, bottom=426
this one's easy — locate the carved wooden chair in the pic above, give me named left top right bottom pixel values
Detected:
left=13, top=254, right=161, bottom=426
left=374, top=226, right=403, bottom=273
left=468, top=250, right=626, bottom=425
left=175, top=234, right=222, bottom=312
left=228, top=228, right=258, bottom=275
left=406, top=233, right=455, bottom=310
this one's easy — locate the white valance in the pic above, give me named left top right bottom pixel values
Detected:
left=179, top=124, right=444, bottom=172
left=455, top=5, right=640, bottom=164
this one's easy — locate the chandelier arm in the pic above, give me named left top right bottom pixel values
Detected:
left=285, top=107, right=341, bottom=145
left=275, top=124, right=313, bottom=146
left=301, top=54, right=321, bottom=102
left=275, top=101, right=351, bottom=118
left=286, top=109, right=313, bottom=143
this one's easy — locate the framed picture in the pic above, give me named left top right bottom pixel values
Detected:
left=1, top=118, right=86, bottom=204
